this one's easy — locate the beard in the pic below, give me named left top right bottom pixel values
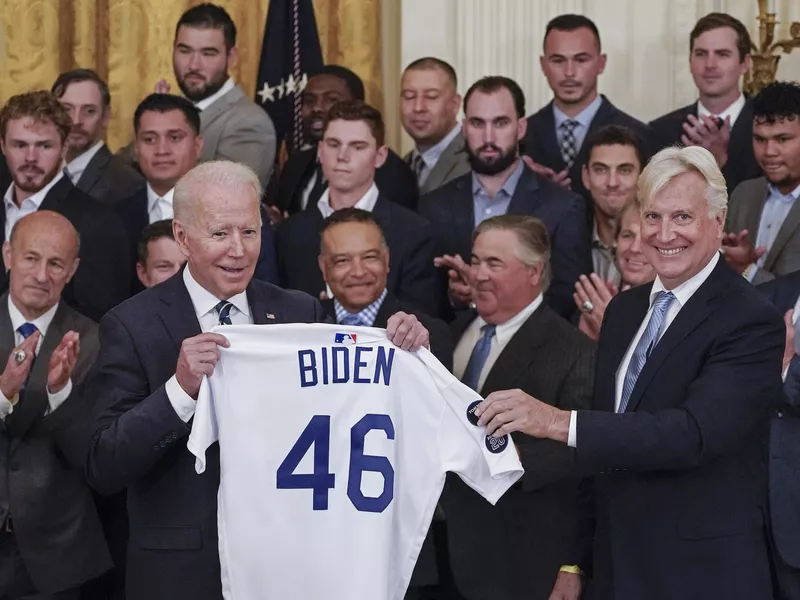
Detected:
left=466, top=143, right=518, bottom=175
left=177, top=68, right=228, bottom=102
left=13, top=161, right=61, bottom=194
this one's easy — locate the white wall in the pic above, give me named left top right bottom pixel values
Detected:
left=395, top=0, right=800, bottom=154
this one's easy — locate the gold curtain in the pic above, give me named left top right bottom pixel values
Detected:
left=0, top=0, right=382, bottom=150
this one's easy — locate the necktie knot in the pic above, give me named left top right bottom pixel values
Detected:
left=462, top=323, right=497, bottom=392
left=480, top=323, right=496, bottom=341
left=340, top=313, right=366, bottom=327
left=17, top=322, right=38, bottom=339
left=215, top=301, right=233, bottom=326
left=411, top=154, right=426, bottom=183
left=560, top=119, right=579, bottom=133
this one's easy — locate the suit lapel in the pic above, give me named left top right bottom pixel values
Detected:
left=452, top=176, right=476, bottom=260
left=157, top=271, right=202, bottom=351
left=507, top=166, right=540, bottom=215
left=729, top=99, right=753, bottom=154
left=764, top=192, right=800, bottom=271
left=423, top=133, right=466, bottom=194
left=372, top=293, right=399, bottom=329
left=76, top=145, right=112, bottom=195
left=200, top=85, right=243, bottom=129
left=246, top=281, right=283, bottom=325
left=40, top=175, right=74, bottom=211
left=536, top=103, right=567, bottom=171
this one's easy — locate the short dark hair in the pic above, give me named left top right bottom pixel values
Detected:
left=544, top=14, right=602, bottom=52
left=584, top=125, right=646, bottom=169
left=52, top=69, right=111, bottom=110
left=463, top=76, right=525, bottom=118
left=137, top=219, right=176, bottom=265
left=752, top=81, right=800, bottom=125
left=690, top=13, right=752, bottom=62
left=176, top=3, right=236, bottom=50
left=0, top=91, right=72, bottom=143
left=320, top=208, right=388, bottom=251
left=310, top=65, right=366, bottom=101
left=323, top=100, right=385, bottom=146
left=404, top=57, right=458, bottom=89
left=133, top=94, right=201, bottom=135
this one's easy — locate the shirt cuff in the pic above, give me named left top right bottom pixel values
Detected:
left=568, top=410, right=578, bottom=448
left=46, top=378, right=72, bottom=413
left=0, top=394, right=13, bottom=420
left=743, top=264, right=758, bottom=282
left=165, top=375, right=197, bottom=423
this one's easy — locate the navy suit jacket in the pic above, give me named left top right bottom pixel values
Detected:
left=419, top=166, right=591, bottom=320
left=85, top=270, right=326, bottom=600
left=116, top=188, right=279, bottom=296
left=574, top=258, right=783, bottom=600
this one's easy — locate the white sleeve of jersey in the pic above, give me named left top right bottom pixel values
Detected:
left=187, top=372, right=220, bottom=475
left=417, top=348, right=524, bottom=505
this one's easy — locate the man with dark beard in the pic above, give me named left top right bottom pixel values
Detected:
left=420, top=76, right=590, bottom=320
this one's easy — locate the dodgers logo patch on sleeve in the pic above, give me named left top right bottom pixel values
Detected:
left=334, top=332, right=358, bottom=345
left=485, top=434, right=509, bottom=454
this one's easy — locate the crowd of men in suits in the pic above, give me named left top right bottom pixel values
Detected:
left=1, top=2, right=800, bottom=600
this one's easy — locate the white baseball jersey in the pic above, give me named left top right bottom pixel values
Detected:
left=188, top=323, right=523, bottom=600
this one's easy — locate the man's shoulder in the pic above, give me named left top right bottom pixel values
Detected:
left=217, top=86, right=274, bottom=130
left=730, top=176, right=768, bottom=201
left=276, top=207, right=320, bottom=241
left=375, top=195, right=430, bottom=228
left=57, top=301, right=99, bottom=339
left=649, top=103, right=695, bottom=128
left=526, top=102, right=553, bottom=124
left=419, top=171, right=470, bottom=209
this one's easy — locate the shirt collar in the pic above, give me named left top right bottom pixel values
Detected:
left=146, top=183, right=175, bottom=214
left=318, top=182, right=379, bottom=219
left=591, top=218, right=615, bottom=250
left=767, top=181, right=800, bottom=203
left=334, top=288, right=388, bottom=327
left=182, top=264, right=251, bottom=320
left=553, top=94, right=603, bottom=129
left=8, top=295, right=59, bottom=339
left=697, top=93, right=746, bottom=128
left=194, top=77, right=236, bottom=112
left=472, top=159, right=525, bottom=198
left=476, top=294, right=543, bottom=347
left=4, top=170, right=65, bottom=214
left=649, top=251, right=720, bottom=309
left=66, top=141, right=104, bottom=181
left=414, top=124, right=462, bottom=169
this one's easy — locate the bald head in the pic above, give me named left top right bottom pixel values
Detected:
left=173, top=160, right=262, bottom=224
left=3, top=210, right=81, bottom=320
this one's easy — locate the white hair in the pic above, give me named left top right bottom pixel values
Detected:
left=173, top=160, right=262, bottom=222
left=638, top=146, right=727, bottom=218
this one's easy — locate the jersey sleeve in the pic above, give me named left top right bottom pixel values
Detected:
left=187, top=368, right=221, bottom=474
left=418, top=348, right=523, bottom=504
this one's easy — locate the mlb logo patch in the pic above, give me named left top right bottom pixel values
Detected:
left=334, top=332, right=358, bottom=345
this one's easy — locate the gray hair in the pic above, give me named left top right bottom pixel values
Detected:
left=638, top=146, right=727, bottom=218
left=173, top=160, right=262, bottom=223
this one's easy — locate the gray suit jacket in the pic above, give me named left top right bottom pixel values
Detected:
left=405, top=131, right=471, bottom=195
left=200, top=85, right=277, bottom=187
left=0, top=297, right=110, bottom=593
left=726, top=177, right=800, bottom=284
left=77, top=144, right=145, bottom=205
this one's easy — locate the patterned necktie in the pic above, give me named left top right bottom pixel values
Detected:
left=340, top=313, right=366, bottom=327
left=462, top=324, right=497, bottom=392
left=618, top=291, right=676, bottom=412
left=215, top=301, right=233, bottom=326
left=559, top=119, right=579, bottom=169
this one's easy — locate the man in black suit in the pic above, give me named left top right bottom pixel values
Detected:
left=523, top=14, right=653, bottom=208
left=0, top=211, right=111, bottom=599
left=420, top=76, right=591, bottom=320
left=117, top=94, right=278, bottom=296
left=277, top=101, right=439, bottom=316
left=649, top=13, right=759, bottom=193
left=52, top=69, right=144, bottom=205
left=477, top=146, right=784, bottom=600
left=0, top=91, right=130, bottom=321
left=86, top=160, right=430, bottom=600
left=443, top=214, right=594, bottom=600
left=273, top=65, right=418, bottom=216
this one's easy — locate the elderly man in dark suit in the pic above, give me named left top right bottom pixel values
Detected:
left=420, top=76, right=591, bottom=321
left=277, top=101, right=439, bottom=317
left=442, top=214, right=594, bottom=600
left=86, top=160, right=430, bottom=600
left=0, top=91, right=130, bottom=322
left=0, top=211, right=110, bottom=599
left=478, top=146, right=784, bottom=600
left=52, top=69, right=144, bottom=204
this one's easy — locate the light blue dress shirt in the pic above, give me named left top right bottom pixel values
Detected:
left=472, top=159, right=525, bottom=228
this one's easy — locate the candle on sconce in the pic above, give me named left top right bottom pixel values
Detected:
left=767, top=0, right=776, bottom=14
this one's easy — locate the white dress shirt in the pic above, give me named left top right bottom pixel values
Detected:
left=317, top=182, right=379, bottom=219
left=3, top=171, right=65, bottom=241
left=454, top=295, right=543, bottom=393
left=146, top=183, right=175, bottom=223
left=0, top=298, right=73, bottom=419
left=66, top=141, right=104, bottom=184
left=568, top=252, right=721, bottom=447
left=194, top=77, right=236, bottom=112
left=698, top=93, right=746, bottom=128
left=164, top=266, right=253, bottom=422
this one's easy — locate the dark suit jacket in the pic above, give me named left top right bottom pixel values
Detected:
left=649, top=100, right=761, bottom=193
left=442, top=304, right=595, bottom=600
left=76, top=144, right=145, bottom=205
left=116, top=188, right=279, bottom=295
left=0, top=297, right=110, bottom=593
left=85, top=270, right=326, bottom=600
left=574, top=258, right=783, bottom=600
left=419, top=166, right=591, bottom=320
left=0, top=153, right=10, bottom=195
left=758, top=272, right=800, bottom=569
left=276, top=195, right=440, bottom=317
left=523, top=96, right=655, bottom=210
left=0, top=177, right=131, bottom=321
left=275, top=146, right=419, bottom=214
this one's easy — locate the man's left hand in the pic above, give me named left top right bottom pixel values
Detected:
left=721, top=229, right=766, bottom=274
left=476, top=388, right=570, bottom=442
left=47, top=331, right=80, bottom=394
left=386, top=312, right=429, bottom=351
left=681, top=114, right=731, bottom=168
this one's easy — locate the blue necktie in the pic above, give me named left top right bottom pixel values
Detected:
left=462, top=324, right=496, bottom=392
left=17, top=322, right=38, bottom=390
left=215, top=301, right=233, bottom=326
left=340, top=313, right=366, bottom=327
left=619, top=291, right=676, bottom=413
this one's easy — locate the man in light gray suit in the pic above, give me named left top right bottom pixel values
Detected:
left=400, top=58, right=471, bottom=194
left=723, top=82, right=800, bottom=284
